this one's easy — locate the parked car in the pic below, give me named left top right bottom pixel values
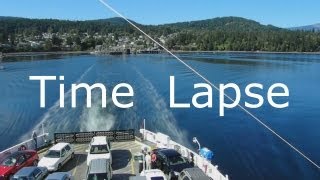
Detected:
left=129, top=177, right=147, bottom=180
left=178, top=167, right=211, bottom=180
left=86, top=136, right=111, bottom=166
left=12, top=166, right=48, bottom=180
left=38, top=143, right=74, bottom=172
left=152, top=149, right=193, bottom=180
left=45, top=172, right=73, bottom=180
left=86, top=159, right=112, bottom=180
left=140, top=169, right=167, bottom=180
left=0, top=150, right=39, bottom=180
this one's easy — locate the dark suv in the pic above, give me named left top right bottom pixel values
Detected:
left=152, top=149, right=193, bottom=180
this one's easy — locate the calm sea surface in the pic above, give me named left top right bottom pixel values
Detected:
left=0, top=53, right=319, bottom=179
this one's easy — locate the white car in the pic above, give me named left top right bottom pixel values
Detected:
left=38, top=142, right=74, bottom=171
left=140, top=169, right=167, bottom=180
left=86, top=136, right=112, bottom=166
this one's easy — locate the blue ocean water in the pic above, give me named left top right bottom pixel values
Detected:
left=0, top=53, right=319, bottom=179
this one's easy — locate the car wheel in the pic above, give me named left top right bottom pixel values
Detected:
left=33, top=160, right=38, bottom=166
left=58, top=164, right=62, bottom=170
left=169, top=172, right=177, bottom=180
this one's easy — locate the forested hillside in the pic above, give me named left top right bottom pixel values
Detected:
left=0, top=16, right=320, bottom=52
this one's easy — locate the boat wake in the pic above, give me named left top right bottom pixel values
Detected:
left=19, top=64, right=96, bottom=140
left=132, top=67, right=190, bottom=146
left=19, top=62, right=189, bottom=148
left=79, top=94, right=116, bottom=131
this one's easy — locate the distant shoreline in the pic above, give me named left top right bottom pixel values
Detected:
left=1, top=50, right=320, bottom=57
left=2, top=51, right=90, bottom=57
left=171, top=50, right=320, bottom=55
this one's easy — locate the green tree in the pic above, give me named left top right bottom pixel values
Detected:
left=44, top=39, right=53, bottom=51
left=52, top=35, right=63, bottom=47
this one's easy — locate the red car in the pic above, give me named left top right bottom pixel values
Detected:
left=0, top=150, right=39, bottom=180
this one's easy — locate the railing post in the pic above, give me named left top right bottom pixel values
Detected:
left=113, top=130, right=117, bottom=141
left=143, top=119, right=146, bottom=140
left=73, top=132, right=76, bottom=143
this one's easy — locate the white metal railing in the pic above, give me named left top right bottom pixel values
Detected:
left=140, top=129, right=229, bottom=180
left=0, top=133, right=49, bottom=159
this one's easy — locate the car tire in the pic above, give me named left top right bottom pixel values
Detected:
left=169, top=172, right=177, bottom=180
left=58, top=163, right=62, bottom=170
left=33, top=159, right=38, bottom=166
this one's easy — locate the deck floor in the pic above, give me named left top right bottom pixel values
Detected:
left=39, top=141, right=144, bottom=180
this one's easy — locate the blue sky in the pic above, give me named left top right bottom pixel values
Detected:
left=0, top=0, right=319, bottom=28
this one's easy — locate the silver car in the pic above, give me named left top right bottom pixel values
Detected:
left=45, top=172, right=73, bottom=180
left=13, top=166, right=48, bottom=180
left=86, top=159, right=112, bottom=180
left=178, top=168, right=211, bottom=180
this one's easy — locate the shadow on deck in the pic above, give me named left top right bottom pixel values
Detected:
left=60, top=153, right=87, bottom=172
left=112, top=149, right=132, bottom=170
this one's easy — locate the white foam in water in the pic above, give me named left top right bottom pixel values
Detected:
left=20, top=62, right=189, bottom=148
left=133, top=67, right=190, bottom=146
left=19, top=64, right=95, bottom=140
left=79, top=92, right=115, bottom=131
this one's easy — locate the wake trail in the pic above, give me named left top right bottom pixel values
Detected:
left=19, top=64, right=95, bottom=140
left=133, top=66, right=190, bottom=146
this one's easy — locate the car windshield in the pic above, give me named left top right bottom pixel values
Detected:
left=1, top=156, right=17, bottom=166
left=151, top=177, right=164, bottom=180
left=13, top=177, right=28, bottom=180
left=46, top=178, right=67, bottom=180
left=90, top=145, right=109, bottom=154
left=168, top=155, right=187, bottom=166
left=45, top=150, right=60, bottom=158
left=87, top=173, right=108, bottom=180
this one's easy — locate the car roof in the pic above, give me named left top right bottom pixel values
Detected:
left=157, top=149, right=181, bottom=157
left=46, top=172, right=69, bottom=179
left=129, top=176, right=147, bottom=180
left=143, top=169, right=163, bottom=174
left=15, top=167, right=39, bottom=176
left=91, top=136, right=107, bottom=145
left=143, top=169, right=165, bottom=178
left=50, top=143, right=70, bottom=151
left=88, top=159, right=110, bottom=174
left=182, top=168, right=211, bottom=180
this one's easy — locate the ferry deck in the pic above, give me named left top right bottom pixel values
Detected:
left=39, top=140, right=146, bottom=180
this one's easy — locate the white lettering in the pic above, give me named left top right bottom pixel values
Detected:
left=170, top=76, right=190, bottom=108
left=219, top=83, right=241, bottom=116
left=267, top=83, right=289, bottom=108
left=112, top=83, right=134, bottom=108
left=29, top=76, right=56, bottom=108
